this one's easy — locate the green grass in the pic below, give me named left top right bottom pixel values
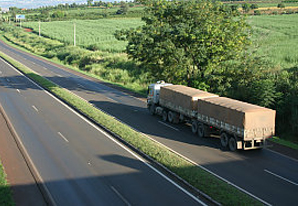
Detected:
left=23, top=18, right=143, bottom=52
left=21, top=14, right=298, bottom=70
left=0, top=161, right=14, bottom=206
left=248, top=14, right=298, bottom=69
left=0, top=51, right=263, bottom=206
left=270, top=136, right=298, bottom=150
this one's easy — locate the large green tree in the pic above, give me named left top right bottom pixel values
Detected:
left=116, top=0, right=251, bottom=87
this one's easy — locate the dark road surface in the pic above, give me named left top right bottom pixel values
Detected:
left=0, top=57, right=204, bottom=205
left=0, top=39, right=297, bottom=206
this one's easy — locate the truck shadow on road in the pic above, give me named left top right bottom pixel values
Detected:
left=89, top=100, right=239, bottom=153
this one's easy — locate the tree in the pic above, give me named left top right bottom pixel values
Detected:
left=277, top=3, right=286, bottom=9
left=87, top=0, right=93, bottom=6
left=116, top=1, right=129, bottom=15
left=250, top=4, right=258, bottom=10
left=115, top=0, right=251, bottom=87
left=51, top=10, right=65, bottom=19
left=242, top=3, right=251, bottom=13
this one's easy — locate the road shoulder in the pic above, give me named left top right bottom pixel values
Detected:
left=0, top=107, right=47, bottom=206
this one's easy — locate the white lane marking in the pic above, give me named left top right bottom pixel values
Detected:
left=16, top=89, right=20, bottom=93
left=58, top=132, right=69, bottom=143
left=106, top=96, right=118, bottom=103
left=32, top=105, right=39, bottom=112
left=139, top=131, right=271, bottom=206
left=0, top=104, right=58, bottom=206
left=1, top=58, right=210, bottom=205
left=42, top=67, right=48, bottom=70
left=77, top=84, right=84, bottom=88
left=158, top=121, right=179, bottom=131
left=264, top=169, right=298, bottom=186
left=110, top=186, right=131, bottom=206
left=267, top=148, right=298, bottom=162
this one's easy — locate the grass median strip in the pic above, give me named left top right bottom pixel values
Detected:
left=0, top=160, right=14, bottom=206
left=0, top=51, right=262, bottom=206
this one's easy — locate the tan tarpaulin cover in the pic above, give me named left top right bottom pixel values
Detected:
left=160, top=85, right=218, bottom=111
left=198, top=97, right=276, bottom=134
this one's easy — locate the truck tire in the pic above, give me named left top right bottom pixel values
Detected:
left=168, top=111, right=174, bottom=123
left=149, top=105, right=156, bottom=115
left=220, top=132, right=229, bottom=148
left=228, top=136, right=237, bottom=152
left=191, top=120, right=198, bottom=134
left=162, top=110, right=168, bottom=122
left=168, top=111, right=179, bottom=124
left=197, top=123, right=205, bottom=138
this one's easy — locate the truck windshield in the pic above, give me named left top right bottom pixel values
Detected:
left=148, top=87, right=154, bottom=96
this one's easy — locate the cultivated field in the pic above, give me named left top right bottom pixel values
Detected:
left=23, top=14, right=297, bottom=68
left=249, top=14, right=298, bottom=69
left=23, top=18, right=143, bottom=52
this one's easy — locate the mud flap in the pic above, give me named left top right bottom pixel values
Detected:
left=237, top=141, right=243, bottom=150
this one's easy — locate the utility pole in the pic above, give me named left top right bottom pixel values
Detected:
left=74, top=22, right=76, bottom=46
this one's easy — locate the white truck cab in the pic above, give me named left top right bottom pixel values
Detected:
left=147, top=81, right=172, bottom=105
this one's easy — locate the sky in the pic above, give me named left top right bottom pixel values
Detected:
left=0, top=0, right=102, bottom=9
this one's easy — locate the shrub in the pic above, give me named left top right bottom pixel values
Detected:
left=254, top=10, right=261, bottom=15
left=251, top=4, right=258, bottom=10
left=277, top=3, right=286, bottom=9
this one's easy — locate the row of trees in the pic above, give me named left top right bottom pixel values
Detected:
left=1, top=2, right=142, bottom=22
left=116, top=0, right=297, bottom=140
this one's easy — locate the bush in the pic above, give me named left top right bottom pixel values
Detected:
left=277, top=3, right=286, bottom=9
left=254, top=10, right=261, bottom=15
left=251, top=4, right=258, bottom=10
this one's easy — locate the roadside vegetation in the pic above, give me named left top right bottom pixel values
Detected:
left=0, top=0, right=297, bottom=204
left=0, top=1, right=297, bottom=144
left=0, top=160, right=14, bottom=206
left=22, top=18, right=143, bottom=52
left=0, top=50, right=262, bottom=206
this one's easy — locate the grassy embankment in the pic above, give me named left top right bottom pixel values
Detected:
left=0, top=160, right=14, bottom=206
left=0, top=51, right=262, bottom=206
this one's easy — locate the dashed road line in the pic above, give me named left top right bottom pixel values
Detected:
left=110, top=186, right=131, bottom=206
left=264, top=169, right=298, bottom=186
left=158, top=121, right=179, bottom=131
left=32, top=105, right=39, bottom=112
left=58, top=132, right=69, bottom=143
left=106, top=96, right=118, bottom=103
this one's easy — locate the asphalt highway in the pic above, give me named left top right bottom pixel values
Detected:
left=0, top=39, right=297, bottom=206
left=0, top=54, right=204, bottom=205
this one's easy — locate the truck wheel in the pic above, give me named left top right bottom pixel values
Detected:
left=197, top=123, right=205, bottom=138
left=149, top=105, right=156, bottom=115
left=162, top=110, right=168, bottom=122
left=168, top=111, right=174, bottom=123
left=228, top=137, right=237, bottom=152
left=220, top=132, right=229, bottom=148
left=191, top=120, right=198, bottom=134
left=168, top=111, right=179, bottom=124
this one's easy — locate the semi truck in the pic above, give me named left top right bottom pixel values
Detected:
left=147, top=81, right=276, bottom=151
